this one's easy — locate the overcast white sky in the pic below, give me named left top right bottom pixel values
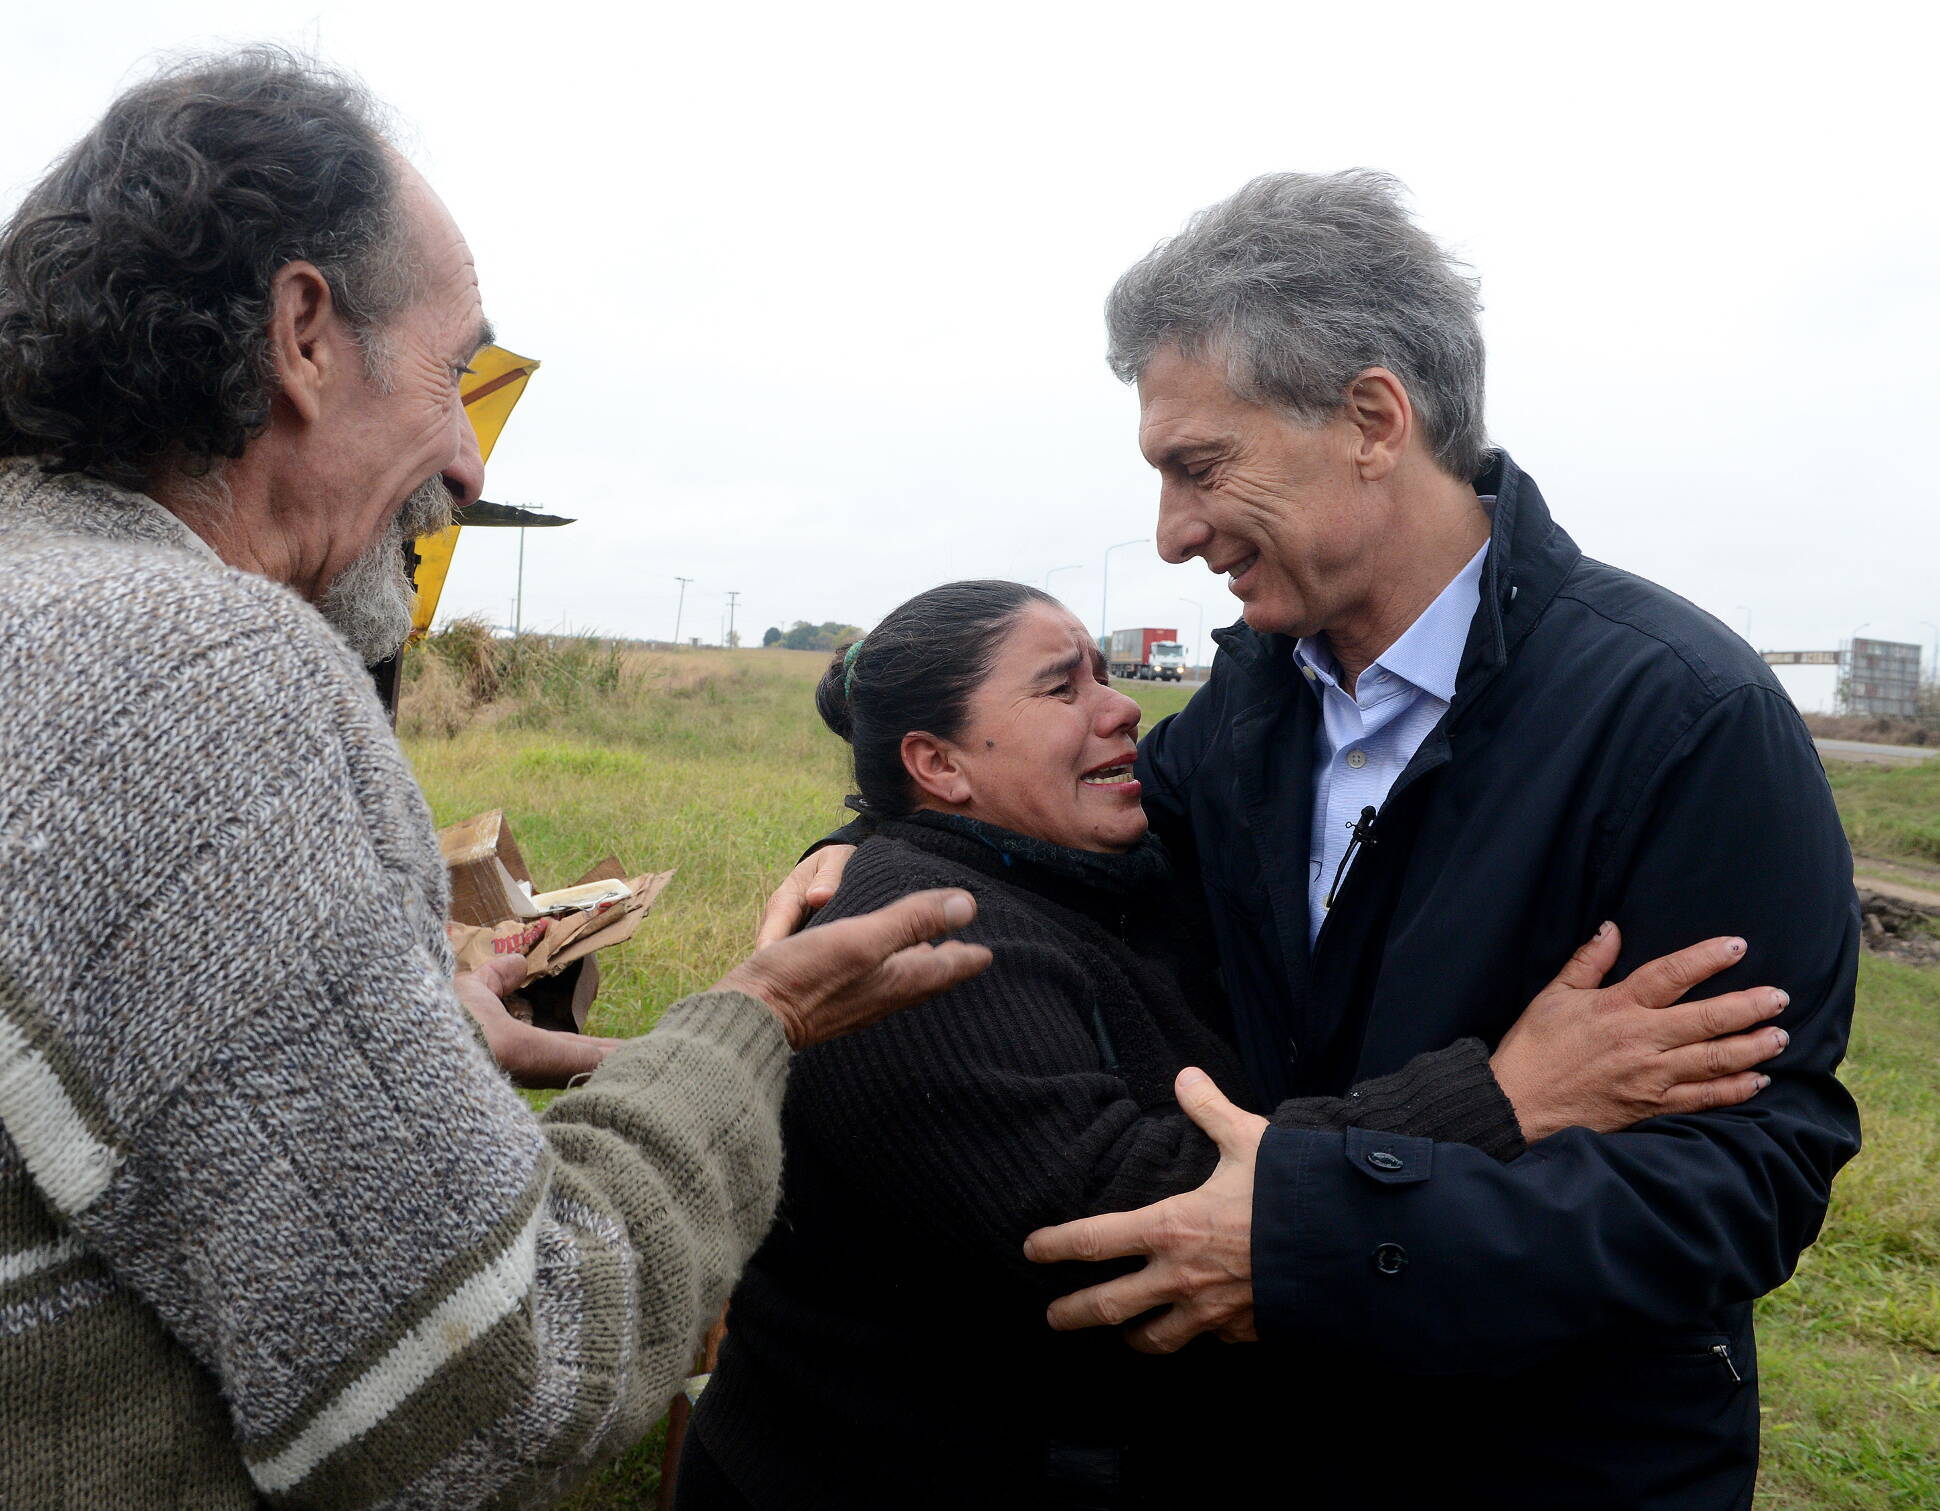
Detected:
left=6, top=0, right=1932, bottom=709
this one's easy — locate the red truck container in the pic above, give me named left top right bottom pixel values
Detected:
left=1104, top=627, right=1187, bottom=681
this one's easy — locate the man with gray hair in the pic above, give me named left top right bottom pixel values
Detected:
left=1018, top=171, right=1861, bottom=1507
left=766, top=170, right=1859, bottom=1506
left=0, top=50, right=985, bottom=1508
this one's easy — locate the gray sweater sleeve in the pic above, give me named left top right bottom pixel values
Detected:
left=0, top=542, right=786, bottom=1510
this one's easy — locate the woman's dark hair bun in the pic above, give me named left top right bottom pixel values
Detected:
left=817, top=580, right=1059, bottom=817
left=814, top=648, right=858, bottom=744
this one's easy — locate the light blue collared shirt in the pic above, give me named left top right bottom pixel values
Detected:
left=1294, top=539, right=1490, bottom=944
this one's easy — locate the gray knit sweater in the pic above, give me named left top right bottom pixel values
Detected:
left=0, top=460, right=789, bottom=1509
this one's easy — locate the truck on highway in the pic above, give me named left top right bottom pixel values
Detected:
left=1105, top=627, right=1188, bottom=681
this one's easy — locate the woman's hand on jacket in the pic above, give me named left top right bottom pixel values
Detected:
left=756, top=844, right=857, bottom=946
left=1490, top=923, right=1789, bottom=1142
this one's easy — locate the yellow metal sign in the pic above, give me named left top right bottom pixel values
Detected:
left=410, top=345, right=542, bottom=636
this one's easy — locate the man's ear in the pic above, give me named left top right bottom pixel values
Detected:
left=901, top=731, right=973, bottom=807
left=265, top=260, right=344, bottom=425
left=1343, top=366, right=1412, bottom=483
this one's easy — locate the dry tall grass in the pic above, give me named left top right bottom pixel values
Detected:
left=1805, top=712, right=1939, bottom=748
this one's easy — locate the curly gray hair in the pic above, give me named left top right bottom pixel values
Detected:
left=1105, top=170, right=1489, bottom=482
left=0, top=47, right=415, bottom=490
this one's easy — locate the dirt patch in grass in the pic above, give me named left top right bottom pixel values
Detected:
left=1855, top=888, right=1940, bottom=965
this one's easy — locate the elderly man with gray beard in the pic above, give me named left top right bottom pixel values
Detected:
left=0, top=50, right=986, bottom=1510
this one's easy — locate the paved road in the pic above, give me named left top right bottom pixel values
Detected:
left=1815, top=738, right=1939, bottom=766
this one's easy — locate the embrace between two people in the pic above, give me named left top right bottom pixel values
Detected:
left=674, top=172, right=1858, bottom=1508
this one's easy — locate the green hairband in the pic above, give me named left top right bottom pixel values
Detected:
left=843, top=638, right=866, bottom=696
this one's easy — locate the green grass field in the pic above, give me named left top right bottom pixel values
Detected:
left=400, top=643, right=1937, bottom=1509
left=1825, top=758, right=1940, bottom=869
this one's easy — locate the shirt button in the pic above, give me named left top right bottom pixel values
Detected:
left=1345, top=749, right=1368, bottom=768
left=1371, top=1242, right=1409, bottom=1276
left=1302, top=665, right=1318, bottom=681
left=1366, top=1150, right=1404, bottom=1171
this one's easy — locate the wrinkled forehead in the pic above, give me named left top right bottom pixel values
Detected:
left=1136, top=344, right=1251, bottom=462
left=993, top=602, right=1099, bottom=674
left=390, top=157, right=486, bottom=339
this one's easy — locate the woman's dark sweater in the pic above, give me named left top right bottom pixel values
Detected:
left=688, top=816, right=1524, bottom=1509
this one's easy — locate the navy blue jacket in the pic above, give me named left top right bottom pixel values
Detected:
left=1135, top=451, right=1860, bottom=1509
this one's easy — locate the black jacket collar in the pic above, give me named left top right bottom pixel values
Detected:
left=874, top=813, right=1174, bottom=930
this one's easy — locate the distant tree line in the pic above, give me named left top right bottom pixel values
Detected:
left=762, top=621, right=863, bottom=652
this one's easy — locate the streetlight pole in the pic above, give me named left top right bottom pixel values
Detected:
left=1177, top=597, right=1205, bottom=682
left=672, top=576, right=693, bottom=649
left=514, top=527, right=527, bottom=636
left=1100, top=538, right=1148, bottom=646
left=1044, top=563, right=1082, bottom=595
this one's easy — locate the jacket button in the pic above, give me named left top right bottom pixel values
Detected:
left=1366, top=1150, right=1404, bottom=1171
left=1371, top=1242, right=1408, bottom=1276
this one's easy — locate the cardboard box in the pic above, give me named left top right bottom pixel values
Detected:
left=437, top=810, right=674, bottom=1033
left=440, top=809, right=541, bottom=927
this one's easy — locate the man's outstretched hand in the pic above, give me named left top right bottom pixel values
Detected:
left=720, top=887, right=991, bottom=1049
left=454, top=953, right=622, bottom=1088
left=462, top=886, right=988, bottom=1079
left=1024, top=1066, right=1267, bottom=1354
